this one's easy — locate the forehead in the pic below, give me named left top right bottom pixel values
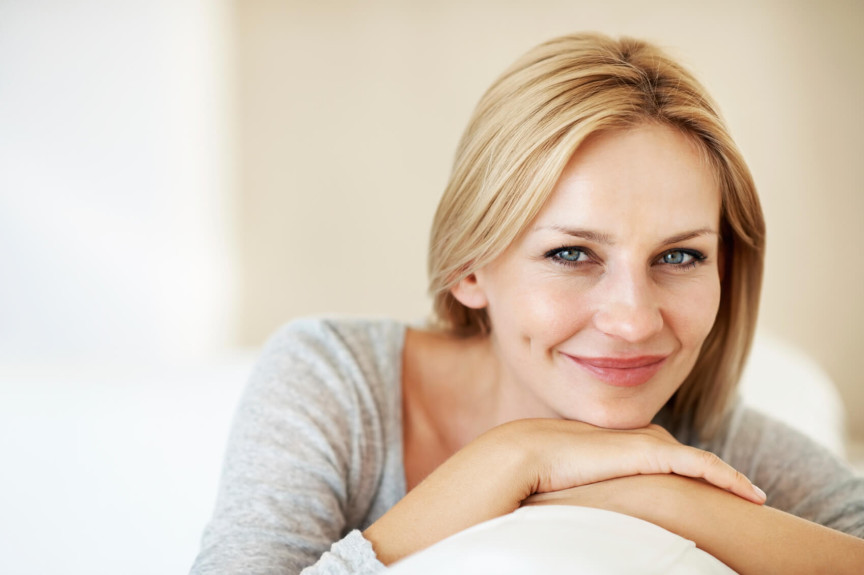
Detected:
left=533, top=123, right=721, bottom=235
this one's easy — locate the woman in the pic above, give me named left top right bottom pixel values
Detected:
left=191, top=33, right=864, bottom=574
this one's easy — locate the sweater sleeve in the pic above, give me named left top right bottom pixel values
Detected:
left=301, top=530, right=385, bottom=575
left=190, top=319, right=398, bottom=575
left=710, top=405, right=864, bottom=537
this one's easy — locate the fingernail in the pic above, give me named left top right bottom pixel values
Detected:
left=751, top=483, right=767, bottom=501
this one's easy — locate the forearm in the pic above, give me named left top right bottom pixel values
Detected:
left=365, top=419, right=767, bottom=566
left=364, top=433, right=531, bottom=565
left=524, top=474, right=864, bottom=575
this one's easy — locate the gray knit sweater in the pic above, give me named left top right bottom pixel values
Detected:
left=190, top=318, right=864, bottom=575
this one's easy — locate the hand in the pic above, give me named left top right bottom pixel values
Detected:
left=364, top=418, right=764, bottom=564
left=495, top=418, right=765, bottom=503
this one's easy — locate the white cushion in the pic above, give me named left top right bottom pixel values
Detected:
left=738, top=332, right=845, bottom=457
left=388, top=505, right=736, bottom=575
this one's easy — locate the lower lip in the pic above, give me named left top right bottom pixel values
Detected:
left=562, top=355, right=667, bottom=387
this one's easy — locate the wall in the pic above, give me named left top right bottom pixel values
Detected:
left=232, top=0, right=864, bottom=439
left=0, top=4, right=238, bottom=574
left=0, top=0, right=236, bottom=364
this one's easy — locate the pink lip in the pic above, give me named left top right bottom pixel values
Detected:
left=561, top=353, right=669, bottom=387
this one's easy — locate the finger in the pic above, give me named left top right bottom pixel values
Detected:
left=664, top=445, right=767, bottom=504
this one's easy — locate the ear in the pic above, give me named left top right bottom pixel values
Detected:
left=450, top=272, right=489, bottom=310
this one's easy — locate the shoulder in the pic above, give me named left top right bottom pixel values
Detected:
left=232, top=315, right=408, bottom=461
left=264, top=315, right=405, bottom=356
left=704, top=402, right=842, bottom=467
left=258, top=316, right=405, bottom=380
left=243, top=317, right=406, bottom=424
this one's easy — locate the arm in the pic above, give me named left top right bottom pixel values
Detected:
left=190, top=320, right=399, bottom=575
left=524, top=474, right=864, bottom=575
left=364, top=419, right=765, bottom=565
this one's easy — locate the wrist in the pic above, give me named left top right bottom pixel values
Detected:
left=364, top=424, right=535, bottom=565
left=476, top=420, right=542, bottom=501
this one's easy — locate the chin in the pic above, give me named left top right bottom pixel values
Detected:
left=565, top=406, right=656, bottom=430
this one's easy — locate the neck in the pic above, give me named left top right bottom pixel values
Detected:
left=404, top=328, right=555, bottom=452
left=402, top=327, right=559, bottom=491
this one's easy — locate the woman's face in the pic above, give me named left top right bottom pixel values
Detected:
left=457, top=123, right=722, bottom=429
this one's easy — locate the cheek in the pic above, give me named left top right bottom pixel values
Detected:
left=669, top=281, right=722, bottom=347
left=487, top=274, right=588, bottom=344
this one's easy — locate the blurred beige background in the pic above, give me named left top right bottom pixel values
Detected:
left=231, top=0, right=864, bottom=438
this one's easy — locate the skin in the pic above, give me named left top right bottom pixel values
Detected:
left=363, top=123, right=864, bottom=570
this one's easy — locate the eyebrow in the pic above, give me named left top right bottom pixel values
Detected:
left=534, top=225, right=719, bottom=246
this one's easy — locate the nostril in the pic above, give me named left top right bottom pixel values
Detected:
left=593, top=304, right=663, bottom=343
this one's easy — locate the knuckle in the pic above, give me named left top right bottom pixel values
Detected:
left=698, top=449, right=722, bottom=469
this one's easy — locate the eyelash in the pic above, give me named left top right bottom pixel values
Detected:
left=543, top=246, right=708, bottom=271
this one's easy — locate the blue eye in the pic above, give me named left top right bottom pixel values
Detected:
left=662, top=250, right=690, bottom=265
left=544, top=247, right=592, bottom=267
left=556, top=248, right=585, bottom=262
left=658, top=249, right=706, bottom=268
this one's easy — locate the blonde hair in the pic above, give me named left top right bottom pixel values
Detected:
left=427, top=33, right=765, bottom=438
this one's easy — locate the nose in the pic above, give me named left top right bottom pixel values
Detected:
left=592, top=265, right=664, bottom=343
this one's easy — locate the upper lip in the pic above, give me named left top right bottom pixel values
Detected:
left=561, top=354, right=669, bottom=369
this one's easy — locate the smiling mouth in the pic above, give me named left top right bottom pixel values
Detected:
left=561, top=353, right=669, bottom=387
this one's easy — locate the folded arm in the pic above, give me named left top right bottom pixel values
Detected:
left=364, top=419, right=764, bottom=564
